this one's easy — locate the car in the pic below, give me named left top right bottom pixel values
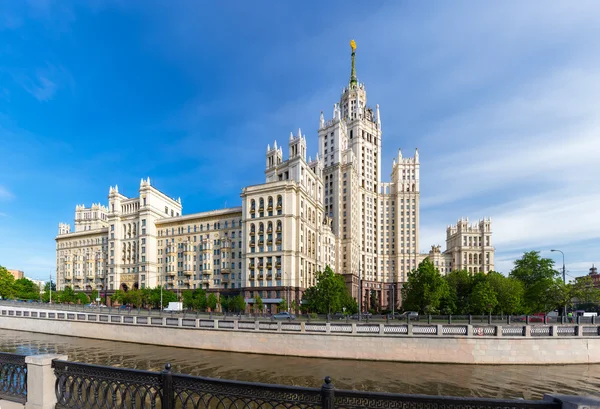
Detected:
left=273, top=312, right=296, bottom=320
left=399, top=311, right=419, bottom=321
left=332, top=312, right=348, bottom=320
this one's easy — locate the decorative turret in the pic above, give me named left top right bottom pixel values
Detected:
left=58, top=222, right=70, bottom=235
left=266, top=140, right=283, bottom=170
left=289, top=128, right=306, bottom=160
left=320, top=111, right=324, bottom=128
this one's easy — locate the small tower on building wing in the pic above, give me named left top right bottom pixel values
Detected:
left=289, top=128, right=307, bottom=160
left=266, top=140, right=283, bottom=170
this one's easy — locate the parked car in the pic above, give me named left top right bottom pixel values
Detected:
left=350, top=312, right=373, bottom=320
left=273, top=312, right=296, bottom=320
left=399, top=311, right=419, bottom=321
left=332, top=312, right=348, bottom=320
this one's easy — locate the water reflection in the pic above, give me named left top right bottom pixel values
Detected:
left=0, top=329, right=598, bottom=399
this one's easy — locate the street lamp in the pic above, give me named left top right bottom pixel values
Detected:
left=551, top=249, right=566, bottom=317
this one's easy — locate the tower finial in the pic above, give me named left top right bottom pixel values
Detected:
left=349, top=40, right=357, bottom=87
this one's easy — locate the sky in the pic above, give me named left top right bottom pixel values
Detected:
left=1, top=0, right=599, bottom=281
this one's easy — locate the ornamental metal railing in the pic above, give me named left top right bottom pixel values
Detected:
left=0, top=351, right=27, bottom=403
left=52, top=360, right=561, bottom=409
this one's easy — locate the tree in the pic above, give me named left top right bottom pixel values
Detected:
left=486, top=272, right=524, bottom=315
left=60, top=286, right=77, bottom=304
left=77, top=292, right=90, bottom=305
left=509, top=251, right=559, bottom=313
left=469, top=281, right=498, bottom=314
left=572, top=276, right=600, bottom=306
left=207, top=293, right=218, bottom=312
left=220, top=296, right=231, bottom=312
left=444, top=269, right=474, bottom=314
left=13, top=278, right=40, bottom=301
left=254, top=294, right=263, bottom=314
left=230, top=295, right=246, bottom=313
left=402, top=259, right=450, bottom=314
left=0, top=266, right=15, bottom=299
left=278, top=298, right=288, bottom=312
left=302, top=266, right=354, bottom=315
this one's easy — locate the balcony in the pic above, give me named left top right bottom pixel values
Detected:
left=267, top=240, right=273, bottom=245
left=221, top=274, right=230, bottom=282
left=276, top=203, right=282, bottom=210
left=258, top=274, right=264, bottom=280
left=276, top=263, right=281, bottom=269
left=249, top=263, right=255, bottom=269
left=184, top=270, right=193, bottom=276
left=258, top=240, right=264, bottom=246
left=166, top=271, right=176, bottom=277
left=250, top=230, right=255, bottom=236
left=258, top=207, right=264, bottom=212
left=249, top=274, right=255, bottom=280
left=250, top=241, right=256, bottom=247
left=266, top=263, right=272, bottom=269
left=250, top=207, right=255, bottom=213
left=276, top=273, right=282, bottom=280
left=267, top=274, right=272, bottom=280
left=276, top=227, right=282, bottom=233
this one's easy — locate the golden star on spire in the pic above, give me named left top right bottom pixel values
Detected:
left=350, top=39, right=356, bottom=51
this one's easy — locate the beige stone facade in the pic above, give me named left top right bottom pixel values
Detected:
left=55, top=44, right=495, bottom=310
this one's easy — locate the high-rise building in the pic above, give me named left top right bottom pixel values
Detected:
left=55, top=41, right=494, bottom=311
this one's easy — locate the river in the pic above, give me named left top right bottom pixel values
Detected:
left=0, top=329, right=598, bottom=400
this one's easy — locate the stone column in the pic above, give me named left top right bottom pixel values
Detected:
left=25, top=354, right=68, bottom=409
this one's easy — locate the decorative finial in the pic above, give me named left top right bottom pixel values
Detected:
left=349, top=40, right=357, bottom=87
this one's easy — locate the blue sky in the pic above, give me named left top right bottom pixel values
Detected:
left=1, top=1, right=599, bottom=281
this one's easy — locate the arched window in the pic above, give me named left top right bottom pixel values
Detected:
left=250, top=223, right=255, bottom=234
left=259, top=222, right=264, bottom=233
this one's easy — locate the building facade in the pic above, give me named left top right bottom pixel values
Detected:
left=55, top=42, right=495, bottom=311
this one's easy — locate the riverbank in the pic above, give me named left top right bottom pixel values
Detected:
left=1, top=305, right=599, bottom=365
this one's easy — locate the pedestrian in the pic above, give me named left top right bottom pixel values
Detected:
left=567, top=311, right=573, bottom=323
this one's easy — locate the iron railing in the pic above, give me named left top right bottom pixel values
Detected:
left=0, top=352, right=28, bottom=403
left=52, top=360, right=561, bottom=409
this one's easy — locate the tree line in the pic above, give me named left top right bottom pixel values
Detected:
left=0, top=266, right=44, bottom=301
left=402, top=251, right=600, bottom=315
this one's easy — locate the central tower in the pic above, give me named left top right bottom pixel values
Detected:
left=318, top=40, right=383, bottom=289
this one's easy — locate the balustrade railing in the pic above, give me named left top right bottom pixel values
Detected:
left=51, top=361, right=561, bottom=409
left=0, top=352, right=27, bottom=403
left=2, top=304, right=600, bottom=339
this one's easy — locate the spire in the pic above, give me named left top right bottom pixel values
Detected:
left=376, top=104, right=381, bottom=125
left=320, top=111, right=324, bottom=128
left=349, top=39, right=357, bottom=87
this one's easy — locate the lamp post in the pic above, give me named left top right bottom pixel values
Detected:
left=49, top=270, right=53, bottom=304
left=283, top=271, right=290, bottom=313
left=391, top=282, right=395, bottom=318
left=551, top=249, right=566, bottom=317
left=358, top=263, right=362, bottom=321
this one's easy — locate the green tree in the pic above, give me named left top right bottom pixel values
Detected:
left=470, top=280, right=498, bottom=314
left=13, top=278, right=40, bottom=301
left=232, top=295, right=246, bottom=313
left=254, top=294, right=263, bottom=314
left=207, top=293, right=218, bottom=311
left=302, top=266, right=354, bottom=315
left=290, top=299, right=299, bottom=314
left=402, top=259, right=450, bottom=314
left=509, top=251, right=559, bottom=313
left=278, top=298, right=288, bottom=312
left=444, top=269, right=473, bottom=314
left=77, top=292, right=90, bottom=305
left=486, top=272, right=524, bottom=314
left=112, top=290, right=125, bottom=305
left=60, top=286, right=77, bottom=304
left=220, top=296, right=231, bottom=312
left=572, top=275, right=600, bottom=306
left=41, top=281, right=57, bottom=303
left=182, top=290, right=195, bottom=309
left=0, top=266, right=15, bottom=299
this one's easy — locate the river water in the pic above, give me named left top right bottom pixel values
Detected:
left=0, top=329, right=598, bottom=400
